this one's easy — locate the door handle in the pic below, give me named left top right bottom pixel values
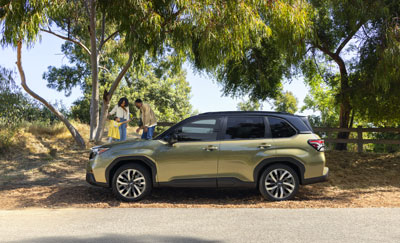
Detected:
left=202, top=145, right=219, bottom=151
left=258, top=143, right=272, bottom=149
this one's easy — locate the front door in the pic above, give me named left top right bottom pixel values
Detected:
left=155, top=117, right=222, bottom=186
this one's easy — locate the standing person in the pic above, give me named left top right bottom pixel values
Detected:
left=109, top=97, right=129, bottom=141
left=135, top=99, right=157, bottom=140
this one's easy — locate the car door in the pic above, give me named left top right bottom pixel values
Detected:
left=217, top=116, right=275, bottom=186
left=154, top=116, right=222, bottom=186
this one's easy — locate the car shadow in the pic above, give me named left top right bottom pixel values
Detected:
left=7, top=234, right=221, bottom=243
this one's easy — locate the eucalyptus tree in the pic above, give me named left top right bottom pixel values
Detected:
left=1, top=0, right=277, bottom=146
left=47, top=48, right=193, bottom=126
left=0, top=0, right=86, bottom=148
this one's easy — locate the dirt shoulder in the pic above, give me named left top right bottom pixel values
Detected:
left=1, top=127, right=399, bottom=209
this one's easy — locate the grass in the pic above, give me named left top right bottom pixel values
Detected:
left=0, top=121, right=399, bottom=209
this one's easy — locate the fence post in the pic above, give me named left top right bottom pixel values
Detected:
left=357, top=125, right=363, bottom=153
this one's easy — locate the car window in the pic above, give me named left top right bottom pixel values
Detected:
left=268, top=117, right=297, bottom=138
left=176, top=118, right=220, bottom=142
left=225, top=117, right=265, bottom=139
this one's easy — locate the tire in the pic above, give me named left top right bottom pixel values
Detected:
left=259, top=163, right=299, bottom=201
left=111, top=163, right=152, bottom=202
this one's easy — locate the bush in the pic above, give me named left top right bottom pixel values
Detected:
left=0, top=67, right=71, bottom=152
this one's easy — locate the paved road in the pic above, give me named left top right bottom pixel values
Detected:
left=1, top=208, right=399, bottom=243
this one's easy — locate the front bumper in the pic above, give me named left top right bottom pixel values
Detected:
left=302, top=167, right=329, bottom=185
left=86, top=172, right=108, bottom=187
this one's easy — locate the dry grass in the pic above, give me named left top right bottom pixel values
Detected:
left=0, top=123, right=399, bottom=209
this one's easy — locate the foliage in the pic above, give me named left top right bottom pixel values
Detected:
left=301, top=60, right=340, bottom=127
left=0, top=66, right=69, bottom=151
left=46, top=37, right=193, bottom=125
left=0, top=66, right=69, bottom=126
left=273, top=91, right=298, bottom=114
left=306, top=0, right=400, bottom=127
left=214, top=0, right=314, bottom=101
left=70, top=96, right=91, bottom=124
left=237, top=99, right=261, bottom=111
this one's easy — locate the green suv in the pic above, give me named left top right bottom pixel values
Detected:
left=86, top=111, right=328, bottom=202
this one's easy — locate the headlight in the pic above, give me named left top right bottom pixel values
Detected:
left=90, top=146, right=110, bottom=159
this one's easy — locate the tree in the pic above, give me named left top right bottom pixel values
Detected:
left=65, top=57, right=193, bottom=126
left=300, top=59, right=340, bottom=127
left=303, top=0, right=400, bottom=150
left=0, top=1, right=86, bottom=148
left=237, top=99, right=261, bottom=111
left=1, top=0, right=274, bottom=146
left=214, top=1, right=313, bottom=101
left=206, top=0, right=400, bottom=150
left=273, top=91, right=298, bottom=114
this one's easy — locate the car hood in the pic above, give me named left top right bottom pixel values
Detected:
left=92, top=138, right=163, bottom=151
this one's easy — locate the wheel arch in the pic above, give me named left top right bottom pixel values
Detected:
left=253, top=157, right=305, bottom=185
left=106, top=156, right=158, bottom=187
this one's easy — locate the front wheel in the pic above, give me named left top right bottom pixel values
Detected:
left=259, top=164, right=299, bottom=201
left=111, top=163, right=152, bottom=202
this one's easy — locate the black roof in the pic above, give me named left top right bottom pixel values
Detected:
left=198, top=111, right=303, bottom=117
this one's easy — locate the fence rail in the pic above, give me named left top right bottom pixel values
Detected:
left=313, top=126, right=400, bottom=152
left=157, top=123, right=400, bottom=152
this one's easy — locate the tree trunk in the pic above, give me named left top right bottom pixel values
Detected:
left=95, top=95, right=112, bottom=143
left=94, top=51, right=134, bottom=143
left=88, top=0, right=99, bottom=141
left=335, top=59, right=352, bottom=151
left=16, top=42, right=86, bottom=149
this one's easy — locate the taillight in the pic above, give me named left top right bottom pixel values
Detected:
left=308, top=139, right=325, bottom=151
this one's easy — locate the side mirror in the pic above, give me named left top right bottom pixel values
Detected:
left=167, top=133, right=178, bottom=145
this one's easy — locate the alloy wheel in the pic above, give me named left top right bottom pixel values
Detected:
left=116, top=169, right=146, bottom=199
left=264, top=168, right=296, bottom=199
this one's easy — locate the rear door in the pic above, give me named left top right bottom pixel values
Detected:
left=217, top=116, right=275, bottom=186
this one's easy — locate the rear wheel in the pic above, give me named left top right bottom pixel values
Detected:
left=111, top=163, right=152, bottom=202
left=259, top=164, right=299, bottom=201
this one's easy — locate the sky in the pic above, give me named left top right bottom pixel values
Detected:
left=0, top=33, right=315, bottom=116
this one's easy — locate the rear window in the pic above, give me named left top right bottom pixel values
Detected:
left=268, top=117, right=297, bottom=138
left=225, top=117, right=265, bottom=139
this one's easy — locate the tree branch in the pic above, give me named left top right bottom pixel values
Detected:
left=100, top=9, right=106, bottom=47
left=16, top=41, right=86, bottom=149
left=99, top=30, right=118, bottom=50
left=94, top=50, right=135, bottom=142
left=335, top=21, right=365, bottom=55
left=108, top=50, right=134, bottom=99
left=40, top=28, right=91, bottom=55
left=83, top=0, right=90, bottom=18
left=314, top=43, right=338, bottom=62
left=162, top=7, right=186, bottom=28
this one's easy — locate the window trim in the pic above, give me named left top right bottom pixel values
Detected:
left=220, top=115, right=270, bottom=141
left=267, top=116, right=298, bottom=139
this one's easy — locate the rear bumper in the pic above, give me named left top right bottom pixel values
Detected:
left=86, top=172, right=108, bottom=187
left=302, top=167, right=329, bottom=185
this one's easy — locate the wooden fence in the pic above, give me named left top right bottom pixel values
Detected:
left=157, top=122, right=400, bottom=153
left=313, top=126, right=400, bottom=152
